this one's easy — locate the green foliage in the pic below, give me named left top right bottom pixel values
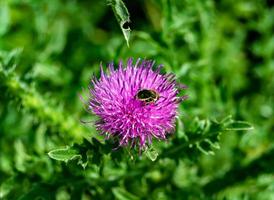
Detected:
left=163, top=116, right=254, bottom=160
left=0, top=50, right=87, bottom=142
left=0, top=0, right=273, bottom=199
left=48, top=116, right=253, bottom=166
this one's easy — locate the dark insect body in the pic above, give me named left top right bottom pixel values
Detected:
left=136, top=89, right=159, bottom=103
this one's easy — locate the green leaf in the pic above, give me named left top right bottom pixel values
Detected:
left=0, top=2, right=10, bottom=36
left=0, top=49, right=22, bottom=72
left=224, top=121, right=254, bottom=131
left=42, top=18, right=68, bottom=58
left=48, top=146, right=81, bottom=163
left=0, top=177, right=17, bottom=199
left=47, top=140, right=100, bottom=168
left=14, top=140, right=29, bottom=172
left=108, top=0, right=131, bottom=47
left=112, top=188, right=139, bottom=200
left=145, top=146, right=159, bottom=161
left=220, top=115, right=254, bottom=131
left=18, top=183, right=55, bottom=200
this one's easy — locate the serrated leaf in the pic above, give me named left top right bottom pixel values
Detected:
left=112, top=188, right=139, bottom=200
left=166, top=116, right=253, bottom=158
left=108, top=0, right=131, bottom=46
left=48, top=146, right=81, bottom=163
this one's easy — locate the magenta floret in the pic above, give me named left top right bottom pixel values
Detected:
left=88, top=58, right=187, bottom=149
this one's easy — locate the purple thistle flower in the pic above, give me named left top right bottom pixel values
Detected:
left=88, top=58, right=187, bottom=150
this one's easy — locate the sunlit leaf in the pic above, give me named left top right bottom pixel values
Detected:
left=0, top=2, right=10, bottom=36
left=0, top=177, right=16, bottom=199
left=48, top=146, right=81, bottom=163
left=145, top=146, right=159, bottom=161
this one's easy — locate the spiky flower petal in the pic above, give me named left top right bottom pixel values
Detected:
left=88, top=58, right=187, bottom=149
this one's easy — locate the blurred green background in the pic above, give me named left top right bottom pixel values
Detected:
left=0, top=0, right=273, bottom=199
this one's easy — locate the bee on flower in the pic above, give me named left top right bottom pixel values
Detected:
left=86, top=58, right=187, bottom=150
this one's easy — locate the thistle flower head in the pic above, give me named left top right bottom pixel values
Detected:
left=88, top=58, right=187, bottom=150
